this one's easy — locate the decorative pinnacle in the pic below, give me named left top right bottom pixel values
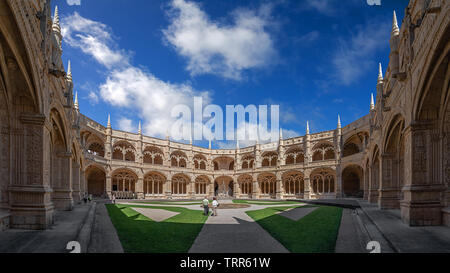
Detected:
left=74, top=91, right=79, bottom=111
left=279, top=128, right=283, bottom=141
left=66, top=60, right=72, bottom=82
left=52, top=6, right=61, bottom=34
left=306, top=121, right=310, bottom=135
left=370, top=93, right=375, bottom=111
left=392, top=10, right=400, bottom=36
left=189, top=135, right=192, bottom=145
left=378, top=63, right=383, bottom=84
left=138, top=121, right=141, bottom=134
left=208, top=139, right=212, bottom=149
left=107, top=114, right=111, bottom=128
left=236, top=139, right=239, bottom=149
left=337, top=115, right=341, bottom=129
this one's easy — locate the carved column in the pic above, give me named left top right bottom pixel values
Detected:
left=136, top=172, right=144, bottom=199
left=106, top=173, right=112, bottom=198
left=252, top=175, right=259, bottom=199
left=52, top=151, right=73, bottom=211
left=303, top=169, right=311, bottom=200
left=401, top=124, right=444, bottom=226
left=9, top=114, right=54, bottom=229
left=72, top=161, right=81, bottom=203
left=276, top=172, right=283, bottom=200
left=379, top=153, right=400, bottom=209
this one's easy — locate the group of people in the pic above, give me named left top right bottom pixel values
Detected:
left=202, top=197, right=219, bottom=216
left=83, top=193, right=92, bottom=204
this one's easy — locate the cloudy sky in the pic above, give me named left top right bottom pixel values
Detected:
left=57, top=0, right=408, bottom=148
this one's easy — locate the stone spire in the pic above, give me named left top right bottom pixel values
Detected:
left=236, top=139, right=239, bottom=149
left=138, top=121, right=141, bottom=134
left=208, top=139, right=212, bottom=149
left=337, top=115, right=341, bottom=129
left=107, top=114, right=111, bottom=128
left=52, top=6, right=61, bottom=34
left=306, top=121, right=310, bottom=135
left=370, top=93, right=375, bottom=111
left=392, top=10, right=400, bottom=37
left=279, top=128, right=283, bottom=141
left=378, top=63, right=383, bottom=84
left=189, top=135, right=192, bottom=145
left=66, top=60, right=72, bottom=82
left=74, top=91, right=79, bottom=111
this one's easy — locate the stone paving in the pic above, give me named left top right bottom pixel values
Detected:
left=277, top=207, right=318, bottom=221
left=131, top=207, right=180, bottom=222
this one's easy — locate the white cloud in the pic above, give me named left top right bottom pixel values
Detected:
left=87, top=91, right=99, bottom=105
left=306, top=0, right=337, bottom=16
left=62, top=12, right=210, bottom=139
left=163, top=0, right=276, bottom=80
left=331, top=21, right=390, bottom=85
left=61, top=12, right=129, bottom=68
left=67, top=0, right=81, bottom=6
left=100, top=67, right=210, bottom=138
left=118, top=117, right=134, bottom=132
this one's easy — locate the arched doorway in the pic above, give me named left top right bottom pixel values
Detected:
left=342, top=165, right=364, bottom=198
left=214, top=176, right=233, bottom=198
left=86, top=165, right=106, bottom=197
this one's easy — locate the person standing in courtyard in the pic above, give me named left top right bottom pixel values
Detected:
left=111, top=193, right=116, bottom=204
left=212, top=197, right=219, bottom=216
left=202, top=196, right=209, bottom=216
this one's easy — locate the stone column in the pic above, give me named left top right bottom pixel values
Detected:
left=252, top=176, right=259, bottom=199
left=303, top=174, right=311, bottom=200
left=166, top=179, right=172, bottom=199
left=276, top=173, right=283, bottom=200
left=379, top=154, right=400, bottom=209
left=335, top=166, right=342, bottom=198
left=53, top=152, right=74, bottom=211
left=136, top=174, right=144, bottom=199
left=9, top=114, right=54, bottom=230
left=400, top=124, right=444, bottom=226
left=106, top=174, right=112, bottom=198
left=72, top=162, right=81, bottom=204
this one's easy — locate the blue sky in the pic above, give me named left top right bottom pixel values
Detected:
left=56, top=0, right=409, bottom=148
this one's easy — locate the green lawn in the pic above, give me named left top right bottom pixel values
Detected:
left=106, top=204, right=209, bottom=253
left=128, top=201, right=203, bottom=205
left=233, top=199, right=302, bottom=205
left=246, top=205, right=343, bottom=253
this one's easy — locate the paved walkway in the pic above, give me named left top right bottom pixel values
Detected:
left=0, top=202, right=94, bottom=253
left=358, top=200, right=450, bottom=253
left=87, top=201, right=124, bottom=253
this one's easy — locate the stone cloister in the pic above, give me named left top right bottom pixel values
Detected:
left=0, top=0, right=448, bottom=232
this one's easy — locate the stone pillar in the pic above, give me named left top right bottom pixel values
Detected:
left=79, top=170, right=86, bottom=197
left=400, top=124, right=444, bottom=226
left=363, top=166, right=369, bottom=200
left=166, top=179, right=172, bottom=199
left=106, top=174, right=112, bottom=198
left=9, top=114, right=54, bottom=230
left=252, top=177, right=259, bottom=199
left=52, top=152, right=74, bottom=211
left=72, top=162, right=81, bottom=204
left=303, top=173, right=311, bottom=200
left=379, top=154, right=400, bottom=209
left=335, top=166, right=342, bottom=198
left=136, top=174, right=144, bottom=199
left=276, top=173, right=283, bottom=200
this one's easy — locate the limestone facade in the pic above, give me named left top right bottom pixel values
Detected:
left=0, top=0, right=448, bottom=230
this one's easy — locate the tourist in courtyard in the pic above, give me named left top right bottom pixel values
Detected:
left=111, top=194, right=116, bottom=204
left=202, top=197, right=209, bottom=216
left=212, top=197, right=219, bottom=216
left=83, top=193, right=88, bottom=204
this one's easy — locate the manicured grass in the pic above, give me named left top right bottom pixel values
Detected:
left=233, top=199, right=302, bottom=205
left=247, top=205, right=343, bottom=253
left=106, top=204, right=209, bottom=253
